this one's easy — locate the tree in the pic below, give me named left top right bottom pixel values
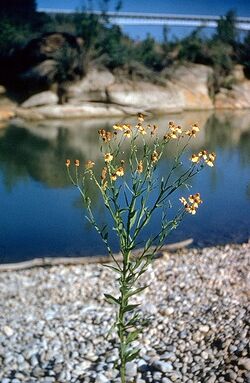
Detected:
left=215, top=10, right=238, bottom=46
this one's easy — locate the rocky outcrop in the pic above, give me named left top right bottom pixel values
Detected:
left=215, top=65, right=250, bottom=109
left=0, top=85, right=6, bottom=95
left=0, top=88, right=16, bottom=122
left=5, top=63, right=250, bottom=121
left=170, top=64, right=214, bottom=110
left=106, top=80, right=184, bottom=113
left=4, top=33, right=84, bottom=93
left=215, top=81, right=250, bottom=109
left=0, top=108, right=15, bottom=122
left=16, top=103, right=126, bottom=120
left=67, top=68, right=115, bottom=103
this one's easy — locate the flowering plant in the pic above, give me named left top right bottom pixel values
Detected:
left=66, top=114, right=215, bottom=382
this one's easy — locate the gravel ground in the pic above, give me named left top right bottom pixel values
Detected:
left=0, top=242, right=249, bottom=383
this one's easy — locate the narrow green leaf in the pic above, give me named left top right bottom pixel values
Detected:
left=103, top=264, right=122, bottom=274
left=129, top=210, right=138, bottom=228
left=126, top=330, right=140, bottom=345
left=123, top=304, right=140, bottom=313
left=126, top=285, right=148, bottom=299
left=104, top=321, right=117, bottom=340
left=104, top=293, right=120, bottom=305
left=125, top=348, right=140, bottom=362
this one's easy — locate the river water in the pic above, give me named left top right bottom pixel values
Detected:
left=0, top=110, right=250, bottom=263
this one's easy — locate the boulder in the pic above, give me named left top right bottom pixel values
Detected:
left=21, top=91, right=59, bottom=108
left=0, top=85, right=6, bottom=95
left=107, top=80, right=184, bottom=113
left=20, top=60, right=57, bottom=86
left=170, top=64, right=214, bottom=110
left=232, top=64, right=246, bottom=82
left=215, top=81, right=250, bottom=109
left=0, top=107, right=15, bottom=121
left=19, top=102, right=125, bottom=120
left=67, top=68, right=115, bottom=103
left=11, top=33, right=84, bottom=92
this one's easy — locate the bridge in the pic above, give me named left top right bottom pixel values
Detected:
left=38, top=9, right=250, bottom=31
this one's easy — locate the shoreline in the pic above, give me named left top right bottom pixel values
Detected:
left=1, top=64, right=250, bottom=123
left=0, top=241, right=249, bottom=382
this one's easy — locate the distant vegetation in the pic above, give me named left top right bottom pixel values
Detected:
left=0, top=0, right=250, bottom=97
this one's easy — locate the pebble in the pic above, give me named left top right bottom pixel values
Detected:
left=199, top=325, right=210, bottom=333
left=162, top=379, right=172, bottom=383
left=126, top=362, right=137, bottom=377
left=3, top=326, right=14, bottom=337
left=0, top=242, right=249, bottom=383
left=153, top=361, right=173, bottom=373
left=238, top=358, right=250, bottom=371
left=95, top=373, right=110, bottom=383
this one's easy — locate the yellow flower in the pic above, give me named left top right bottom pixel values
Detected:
left=116, top=167, right=124, bottom=177
left=151, top=150, right=159, bottom=163
left=74, top=159, right=80, bottom=167
left=137, top=160, right=143, bottom=173
left=101, top=167, right=107, bottom=181
left=185, top=123, right=200, bottom=137
left=206, top=159, right=214, bottom=167
left=169, top=132, right=178, bottom=139
left=180, top=193, right=203, bottom=215
left=98, top=129, right=113, bottom=142
left=151, top=124, right=158, bottom=136
left=113, top=124, right=123, bottom=131
left=122, top=124, right=131, bottom=130
left=206, top=152, right=216, bottom=167
left=210, top=152, right=216, bottom=161
left=124, top=130, right=131, bottom=138
left=85, top=160, right=95, bottom=169
left=191, top=123, right=199, bottom=132
left=111, top=174, right=117, bottom=181
left=104, top=153, right=113, bottom=163
left=65, top=159, right=71, bottom=167
left=102, top=181, right=108, bottom=190
left=188, top=193, right=203, bottom=208
left=176, top=125, right=182, bottom=134
left=191, top=154, right=200, bottom=163
left=138, top=126, right=147, bottom=135
left=137, top=113, right=144, bottom=122
left=198, top=150, right=208, bottom=160
left=186, top=205, right=197, bottom=215
left=179, top=197, right=188, bottom=206
left=164, top=133, right=171, bottom=141
left=169, top=122, right=182, bottom=134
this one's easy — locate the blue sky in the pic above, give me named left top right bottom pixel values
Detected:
left=37, top=0, right=250, bottom=40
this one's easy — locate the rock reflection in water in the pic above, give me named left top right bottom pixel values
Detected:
left=0, top=110, right=250, bottom=261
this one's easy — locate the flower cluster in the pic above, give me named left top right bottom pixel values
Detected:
left=113, top=123, right=132, bottom=138
left=191, top=150, right=216, bottom=167
left=151, top=150, right=159, bottom=163
left=185, top=123, right=200, bottom=137
left=98, top=129, right=114, bottom=142
left=164, top=121, right=183, bottom=140
left=180, top=193, right=203, bottom=215
left=113, top=114, right=159, bottom=137
left=163, top=121, right=200, bottom=141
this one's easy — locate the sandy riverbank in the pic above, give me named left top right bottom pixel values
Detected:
left=0, top=242, right=249, bottom=383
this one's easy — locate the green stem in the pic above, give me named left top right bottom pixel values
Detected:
left=118, top=251, right=129, bottom=383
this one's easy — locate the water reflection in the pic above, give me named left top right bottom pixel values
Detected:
left=0, top=110, right=250, bottom=262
